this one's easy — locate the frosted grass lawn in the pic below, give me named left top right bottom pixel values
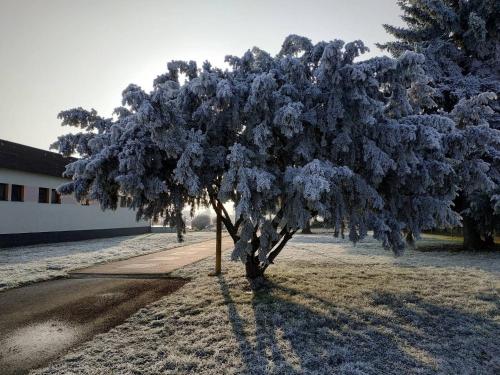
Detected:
left=33, top=233, right=499, bottom=375
left=0, top=232, right=214, bottom=291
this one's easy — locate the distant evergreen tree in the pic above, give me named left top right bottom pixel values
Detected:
left=53, top=35, right=463, bottom=283
left=379, top=0, right=500, bottom=249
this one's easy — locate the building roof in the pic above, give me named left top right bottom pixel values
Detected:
left=0, top=139, right=76, bottom=178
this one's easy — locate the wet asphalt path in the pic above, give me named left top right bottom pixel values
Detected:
left=0, top=277, right=186, bottom=375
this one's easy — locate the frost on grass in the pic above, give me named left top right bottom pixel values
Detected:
left=0, top=232, right=214, bottom=291
left=33, top=234, right=500, bottom=375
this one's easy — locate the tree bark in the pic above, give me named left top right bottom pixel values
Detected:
left=405, top=231, right=415, bottom=248
left=462, top=215, right=485, bottom=250
left=484, top=234, right=495, bottom=247
left=245, top=255, right=267, bottom=289
left=245, top=256, right=263, bottom=279
left=453, top=193, right=491, bottom=251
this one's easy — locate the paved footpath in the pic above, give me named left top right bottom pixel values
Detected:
left=70, top=235, right=234, bottom=277
left=0, top=236, right=234, bottom=374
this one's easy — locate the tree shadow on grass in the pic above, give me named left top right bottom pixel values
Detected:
left=415, top=242, right=500, bottom=253
left=218, top=276, right=500, bottom=375
left=367, top=290, right=500, bottom=373
left=217, top=275, right=263, bottom=374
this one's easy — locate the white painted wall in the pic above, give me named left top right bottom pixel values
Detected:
left=0, top=168, right=73, bottom=191
left=0, top=168, right=149, bottom=234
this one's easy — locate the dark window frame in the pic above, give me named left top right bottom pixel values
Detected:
left=38, top=187, right=50, bottom=203
left=51, top=189, right=61, bottom=204
left=0, top=183, right=8, bottom=201
left=11, top=184, right=24, bottom=202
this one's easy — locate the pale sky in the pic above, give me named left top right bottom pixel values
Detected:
left=0, top=0, right=403, bottom=151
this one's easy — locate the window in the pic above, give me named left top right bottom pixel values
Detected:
left=11, top=185, right=24, bottom=202
left=38, top=187, right=50, bottom=203
left=51, top=189, right=61, bottom=204
left=0, top=183, right=8, bottom=201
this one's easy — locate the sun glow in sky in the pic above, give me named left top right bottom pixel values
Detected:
left=0, top=0, right=403, bottom=151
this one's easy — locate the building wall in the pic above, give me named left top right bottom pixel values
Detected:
left=0, top=168, right=150, bottom=235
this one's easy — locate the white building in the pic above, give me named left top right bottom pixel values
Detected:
left=0, top=139, right=150, bottom=247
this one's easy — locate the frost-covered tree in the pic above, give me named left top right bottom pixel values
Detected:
left=379, top=0, right=500, bottom=249
left=52, top=35, right=461, bottom=282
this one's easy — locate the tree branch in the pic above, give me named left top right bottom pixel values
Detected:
left=250, top=222, right=260, bottom=256
left=234, top=216, right=243, bottom=233
left=208, top=194, right=239, bottom=242
left=263, top=229, right=296, bottom=272
left=218, top=201, right=233, bottom=223
left=271, top=208, right=284, bottom=230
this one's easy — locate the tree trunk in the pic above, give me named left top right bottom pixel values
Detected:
left=245, top=256, right=267, bottom=289
left=245, top=256, right=263, bottom=279
left=484, top=234, right=495, bottom=247
left=462, top=215, right=485, bottom=250
left=405, top=231, right=415, bottom=248
left=301, top=221, right=313, bottom=234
